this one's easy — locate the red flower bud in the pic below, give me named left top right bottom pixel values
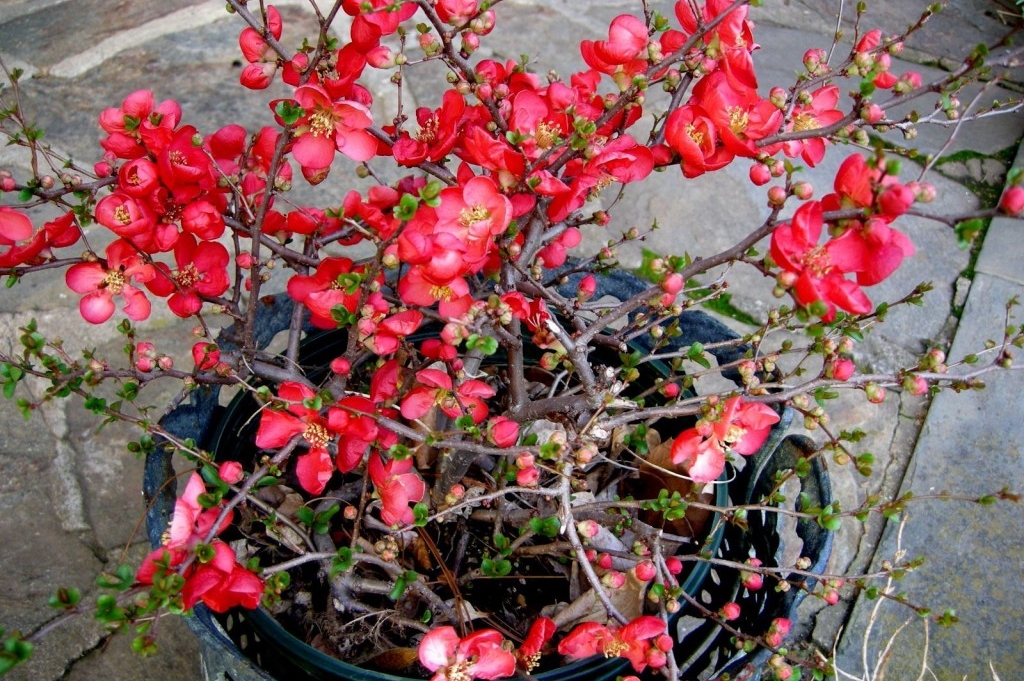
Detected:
left=192, top=342, right=221, bottom=371
left=633, top=560, right=656, bottom=582
left=719, top=602, right=741, bottom=620
left=999, top=186, right=1024, bottom=216
left=219, top=461, right=244, bottom=484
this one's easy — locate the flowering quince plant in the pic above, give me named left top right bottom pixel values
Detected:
left=1, top=0, right=1023, bottom=679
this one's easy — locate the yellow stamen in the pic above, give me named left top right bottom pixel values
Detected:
left=175, top=263, right=200, bottom=288
left=102, top=270, right=126, bottom=294
left=792, top=112, right=820, bottom=132
left=303, top=422, right=330, bottom=448
left=309, top=109, right=335, bottom=137
left=728, top=106, right=749, bottom=134
left=429, top=284, right=455, bottom=301
left=686, top=123, right=704, bottom=146
left=114, top=205, right=132, bottom=226
left=458, top=204, right=491, bottom=227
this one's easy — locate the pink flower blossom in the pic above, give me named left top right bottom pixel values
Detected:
left=65, top=240, right=156, bottom=324
left=418, top=627, right=516, bottom=681
left=670, top=397, right=780, bottom=482
left=368, top=452, right=426, bottom=526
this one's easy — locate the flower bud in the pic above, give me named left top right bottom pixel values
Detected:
left=749, top=163, right=771, bottom=186
left=741, top=557, right=764, bottom=590
left=719, top=602, right=742, bottom=620
left=792, top=181, right=813, bottom=200
left=661, top=273, right=683, bottom=295
left=633, top=560, right=657, bottom=582
left=330, top=357, right=351, bottom=375
left=93, top=161, right=114, bottom=178
left=488, top=416, right=520, bottom=448
left=516, top=465, right=539, bottom=487
left=577, top=520, right=601, bottom=539
left=864, top=382, right=887, bottom=404
left=902, top=375, right=928, bottom=396
left=767, top=185, right=787, bottom=207
left=999, top=186, right=1024, bottom=216
left=601, top=570, right=626, bottom=589
left=574, top=441, right=598, bottom=465
left=192, top=342, right=221, bottom=371
left=577, top=274, right=597, bottom=303
left=219, top=461, right=244, bottom=485
left=826, top=358, right=855, bottom=381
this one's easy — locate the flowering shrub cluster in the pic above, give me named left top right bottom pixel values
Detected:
left=1, top=0, right=1022, bottom=679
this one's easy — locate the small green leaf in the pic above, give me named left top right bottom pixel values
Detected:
left=274, top=100, right=305, bottom=125
left=413, top=502, right=430, bottom=527
left=529, top=516, right=562, bottom=538
left=331, top=547, right=353, bottom=578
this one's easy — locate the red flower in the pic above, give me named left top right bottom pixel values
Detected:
left=391, top=89, right=466, bottom=166
left=65, top=239, right=156, bottom=324
left=284, top=84, right=376, bottom=174
left=368, top=453, right=426, bottom=526
left=147, top=234, right=230, bottom=317
left=286, top=257, right=366, bottom=329
left=180, top=540, right=264, bottom=613
left=669, top=396, right=780, bottom=482
left=691, top=72, right=782, bottom=158
left=782, top=85, right=845, bottom=167
left=558, top=615, right=671, bottom=673
left=166, top=472, right=230, bottom=550
left=158, top=125, right=218, bottom=202
left=0, top=209, right=80, bottom=267
left=99, top=90, right=182, bottom=159
left=580, top=14, right=649, bottom=82
left=516, top=617, right=556, bottom=672
left=255, top=382, right=345, bottom=494
left=94, top=192, right=157, bottom=246
left=770, top=201, right=873, bottom=320
left=434, top=175, right=513, bottom=262
left=664, top=104, right=733, bottom=178
left=401, top=368, right=495, bottom=425
left=335, top=394, right=390, bottom=473
left=547, top=135, right=654, bottom=222
left=418, top=627, right=517, bottom=681
left=191, top=342, right=221, bottom=371
left=362, top=309, right=425, bottom=355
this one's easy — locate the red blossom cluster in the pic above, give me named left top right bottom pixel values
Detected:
left=137, top=474, right=263, bottom=613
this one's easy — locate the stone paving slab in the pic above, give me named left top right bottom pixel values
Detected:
left=834, top=268, right=1024, bottom=681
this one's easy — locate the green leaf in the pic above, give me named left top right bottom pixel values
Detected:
left=954, top=218, right=985, bottom=249
left=295, top=507, right=315, bottom=527
left=274, top=100, right=305, bottom=125
left=330, top=547, right=353, bottom=578
left=96, top=564, right=135, bottom=591
left=529, top=516, right=562, bottom=538
left=493, top=533, right=511, bottom=555
left=413, top=502, right=430, bottom=527
left=389, top=570, right=418, bottom=601
left=394, top=193, right=420, bottom=221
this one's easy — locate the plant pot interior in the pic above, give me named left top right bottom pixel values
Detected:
left=195, top=325, right=730, bottom=679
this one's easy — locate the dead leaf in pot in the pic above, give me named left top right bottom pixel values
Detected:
left=363, top=647, right=422, bottom=675
left=632, top=441, right=714, bottom=540
left=545, top=569, right=649, bottom=629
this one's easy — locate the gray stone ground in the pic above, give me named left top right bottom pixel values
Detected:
left=0, top=1, right=1021, bottom=680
